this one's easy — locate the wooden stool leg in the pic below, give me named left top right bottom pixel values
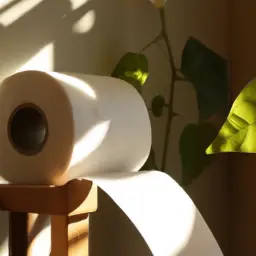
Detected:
left=68, top=214, right=89, bottom=255
left=51, top=214, right=89, bottom=256
left=51, top=215, right=69, bottom=256
left=0, top=180, right=97, bottom=256
left=27, top=214, right=51, bottom=256
left=9, top=212, right=28, bottom=256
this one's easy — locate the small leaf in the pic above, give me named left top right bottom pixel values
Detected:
left=112, top=52, right=149, bottom=94
left=151, top=95, right=165, bottom=117
left=206, top=79, right=256, bottom=154
left=179, top=122, right=217, bottom=186
left=181, top=37, right=229, bottom=120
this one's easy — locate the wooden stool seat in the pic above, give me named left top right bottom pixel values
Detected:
left=0, top=179, right=98, bottom=256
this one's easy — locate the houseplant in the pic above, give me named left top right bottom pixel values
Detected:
left=111, top=1, right=229, bottom=186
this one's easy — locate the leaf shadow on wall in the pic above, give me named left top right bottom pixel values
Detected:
left=0, top=0, right=221, bottom=255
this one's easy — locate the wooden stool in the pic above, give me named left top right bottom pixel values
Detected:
left=0, top=179, right=98, bottom=256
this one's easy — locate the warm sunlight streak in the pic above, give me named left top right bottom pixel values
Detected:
left=45, top=72, right=108, bottom=170
left=0, top=0, right=15, bottom=10
left=50, top=72, right=97, bottom=99
left=0, top=237, right=8, bottom=256
left=0, top=0, right=44, bottom=27
left=136, top=173, right=196, bottom=255
left=69, top=120, right=111, bottom=168
left=72, top=10, right=95, bottom=34
left=29, top=226, right=51, bottom=256
left=17, top=43, right=54, bottom=72
left=70, top=0, right=90, bottom=10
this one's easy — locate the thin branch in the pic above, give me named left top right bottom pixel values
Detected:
left=140, top=32, right=163, bottom=53
left=160, top=8, right=178, bottom=171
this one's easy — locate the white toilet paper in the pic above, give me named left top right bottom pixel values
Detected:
left=0, top=71, right=151, bottom=185
left=0, top=71, right=223, bottom=255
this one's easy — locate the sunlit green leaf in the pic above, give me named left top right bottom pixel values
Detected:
left=206, top=79, right=256, bottom=154
left=181, top=37, right=229, bottom=120
left=180, top=122, right=217, bottom=186
left=111, top=52, right=149, bottom=93
left=151, top=95, right=165, bottom=117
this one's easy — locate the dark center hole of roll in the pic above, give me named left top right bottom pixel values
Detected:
left=8, top=104, right=48, bottom=155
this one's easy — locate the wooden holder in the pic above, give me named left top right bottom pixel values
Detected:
left=0, top=179, right=98, bottom=256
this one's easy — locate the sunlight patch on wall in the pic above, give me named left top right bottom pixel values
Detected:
left=72, top=10, right=95, bottom=34
left=0, top=0, right=43, bottom=27
left=70, top=0, right=89, bottom=10
left=17, top=43, right=54, bottom=72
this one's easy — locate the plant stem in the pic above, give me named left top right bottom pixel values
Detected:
left=159, top=8, right=177, bottom=171
left=140, top=32, right=163, bottom=53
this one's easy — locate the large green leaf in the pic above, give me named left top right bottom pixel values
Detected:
left=206, top=79, right=256, bottom=154
left=111, top=52, right=149, bottom=93
left=179, top=122, right=217, bottom=186
left=181, top=37, right=229, bottom=120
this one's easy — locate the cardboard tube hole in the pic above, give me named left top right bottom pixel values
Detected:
left=8, top=104, right=48, bottom=155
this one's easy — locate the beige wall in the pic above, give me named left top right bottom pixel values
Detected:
left=0, top=0, right=229, bottom=255
left=230, top=1, right=256, bottom=255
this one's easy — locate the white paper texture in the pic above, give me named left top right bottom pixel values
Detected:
left=87, top=171, right=223, bottom=256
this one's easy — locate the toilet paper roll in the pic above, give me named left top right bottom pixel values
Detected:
left=0, top=70, right=151, bottom=185
left=0, top=71, right=223, bottom=256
